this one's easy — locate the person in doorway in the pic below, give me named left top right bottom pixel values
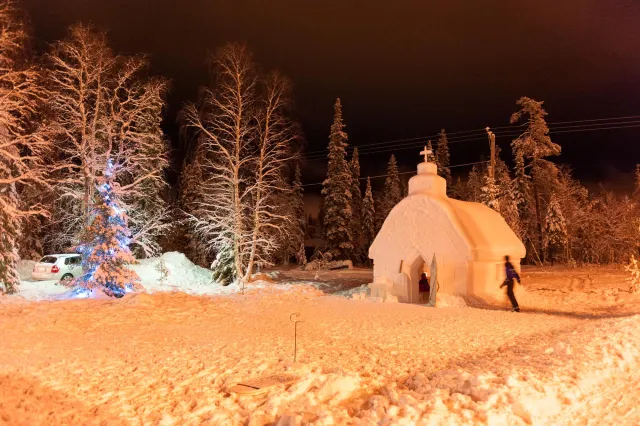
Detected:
left=419, top=272, right=430, bottom=302
left=500, top=255, right=521, bottom=312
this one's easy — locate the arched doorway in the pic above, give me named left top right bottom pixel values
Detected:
left=405, top=254, right=432, bottom=304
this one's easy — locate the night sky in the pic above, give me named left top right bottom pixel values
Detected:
left=23, top=0, right=640, bottom=202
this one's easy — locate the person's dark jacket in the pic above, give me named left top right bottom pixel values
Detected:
left=419, top=277, right=430, bottom=293
left=501, top=261, right=521, bottom=288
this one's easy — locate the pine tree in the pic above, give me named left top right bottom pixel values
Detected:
left=350, top=148, right=362, bottom=251
left=466, top=165, right=483, bottom=202
left=451, top=177, right=467, bottom=200
left=500, top=179, right=524, bottom=240
left=543, top=193, right=568, bottom=264
left=377, top=154, right=403, bottom=230
left=211, top=243, right=236, bottom=286
left=511, top=97, right=561, bottom=262
left=513, top=152, right=531, bottom=213
left=291, top=164, right=306, bottom=264
left=362, top=177, right=376, bottom=250
left=435, top=129, right=451, bottom=192
left=480, top=172, right=500, bottom=212
left=321, top=98, right=353, bottom=258
left=74, top=160, right=141, bottom=298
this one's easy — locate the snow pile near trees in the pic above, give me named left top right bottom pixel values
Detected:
left=131, top=252, right=219, bottom=295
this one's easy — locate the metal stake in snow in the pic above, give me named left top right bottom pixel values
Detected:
left=290, top=312, right=304, bottom=362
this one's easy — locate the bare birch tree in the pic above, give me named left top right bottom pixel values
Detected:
left=182, top=44, right=298, bottom=284
left=182, top=44, right=258, bottom=282
left=243, top=72, right=297, bottom=280
left=45, top=24, right=170, bottom=256
left=0, top=0, right=49, bottom=293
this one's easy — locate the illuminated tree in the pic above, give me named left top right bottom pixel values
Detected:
left=45, top=24, right=170, bottom=256
left=74, top=160, right=140, bottom=298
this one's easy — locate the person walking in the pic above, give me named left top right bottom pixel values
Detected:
left=500, top=255, right=521, bottom=312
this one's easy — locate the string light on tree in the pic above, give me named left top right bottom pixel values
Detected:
left=73, top=159, right=141, bottom=298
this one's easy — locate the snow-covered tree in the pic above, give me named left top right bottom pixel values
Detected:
left=321, top=98, right=353, bottom=258
left=435, top=129, right=451, bottom=193
left=480, top=171, right=500, bottom=212
left=543, top=193, right=568, bottom=263
left=376, top=154, right=402, bottom=230
left=183, top=44, right=298, bottom=283
left=178, top=142, right=208, bottom=266
left=45, top=25, right=170, bottom=255
left=244, top=72, right=298, bottom=278
left=0, top=1, right=50, bottom=294
left=511, top=97, right=561, bottom=262
left=361, top=177, right=376, bottom=250
left=626, top=255, right=640, bottom=293
left=73, top=159, right=141, bottom=298
left=282, top=164, right=306, bottom=265
left=466, top=164, right=483, bottom=202
left=451, top=177, right=467, bottom=200
left=211, top=243, right=235, bottom=286
left=350, top=147, right=362, bottom=251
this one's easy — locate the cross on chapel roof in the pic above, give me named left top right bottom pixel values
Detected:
left=419, top=146, right=433, bottom=163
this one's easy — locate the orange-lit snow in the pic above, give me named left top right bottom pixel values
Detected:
left=1, top=265, right=639, bottom=425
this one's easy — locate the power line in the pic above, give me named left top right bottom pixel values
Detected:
left=304, top=121, right=640, bottom=161
left=301, top=160, right=489, bottom=187
left=304, top=114, right=640, bottom=158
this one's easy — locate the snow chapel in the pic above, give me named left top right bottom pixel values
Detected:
left=368, top=148, right=526, bottom=303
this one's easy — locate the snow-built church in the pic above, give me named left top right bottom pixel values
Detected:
left=368, top=150, right=526, bottom=303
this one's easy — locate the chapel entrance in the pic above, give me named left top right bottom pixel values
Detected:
left=407, top=255, right=431, bottom=304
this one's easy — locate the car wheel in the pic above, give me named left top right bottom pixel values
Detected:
left=60, top=274, right=74, bottom=285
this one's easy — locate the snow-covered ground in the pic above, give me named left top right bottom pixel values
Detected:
left=2, top=260, right=640, bottom=425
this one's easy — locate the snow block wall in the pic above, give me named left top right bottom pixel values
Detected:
left=369, top=160, right=525, bottom=301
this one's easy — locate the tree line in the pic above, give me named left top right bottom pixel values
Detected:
left=1, top=0, right=638, bottom=295
left=317, top=96, right=640, bottom=268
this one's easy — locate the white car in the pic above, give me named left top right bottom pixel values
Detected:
left=32, top=254, right=83, bottom=283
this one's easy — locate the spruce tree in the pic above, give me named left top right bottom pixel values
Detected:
left=513, top=152, right=531, bottom=213
left=435, top=129, right=452, bottom=193
left=466, top=165, right=483, bottom=202
left=74, top=160, right=141, bottom=298
left=362, top=177, right=376, bottom=250
left=480, top=172, right=500, bottom=212
left=321, top=98, right=353, bottom=258
left=349, top=148, right=363, bottom=251
left=511, top=97, right=561, bottom=262
left=291, top=164, right=306, bottom=264
left=212, top=243, right=236, bottom=286
left=543, top=193, right=568, bottom=264
left=377, top=154, right=403, bottom=230
left=451, top=177, right=467, bottom=200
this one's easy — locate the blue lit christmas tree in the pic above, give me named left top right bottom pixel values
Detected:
left=73, top=159, right=140, bottom=298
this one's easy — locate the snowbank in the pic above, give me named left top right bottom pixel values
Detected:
left=131, top=251, right=223, bottom=295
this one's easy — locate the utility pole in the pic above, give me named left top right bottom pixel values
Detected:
left=485, top=127, right=496, bottom=179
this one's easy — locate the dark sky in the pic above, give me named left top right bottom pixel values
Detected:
left=23, top=0, right=640, bottom=197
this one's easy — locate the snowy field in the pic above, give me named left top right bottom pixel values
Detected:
left=2, top=259, right=640, bottom=425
